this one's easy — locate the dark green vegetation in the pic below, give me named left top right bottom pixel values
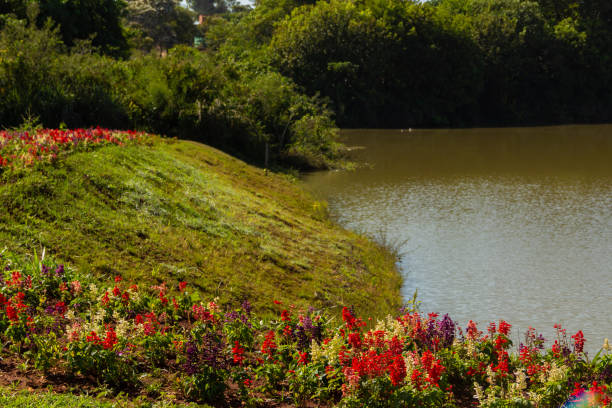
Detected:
left=268, top=0, right=612, bottom=127
left=0, top=139, right=401, bottom=317
left=3, top=0, right=612, bottom=163
left=0, top=0, right=127, bottom=56
left=0, top=4, right=340, bottom=170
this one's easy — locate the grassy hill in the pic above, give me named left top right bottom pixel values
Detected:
left=0, top=137, right=402, bottom=318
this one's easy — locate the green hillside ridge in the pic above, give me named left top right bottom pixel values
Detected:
left=0, top=138, right=402, bottom=317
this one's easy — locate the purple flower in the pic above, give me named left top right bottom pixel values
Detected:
left=241, top=300, right=252, bottom=315
left=295, top=326, right=309, bottom=350
left=55, top=264, right=64, bottom=277
left=438, top=314, right=455, bottom=347
left=183, top=342, right=199, bottom=375
left=224, top=311, right=239, bottom=322
left=301, top=315, right=313, bottom=331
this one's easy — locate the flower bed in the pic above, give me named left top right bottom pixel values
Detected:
left=0, top=251, right=610, bottom=407
left=0, top=128, right=148, bottom=170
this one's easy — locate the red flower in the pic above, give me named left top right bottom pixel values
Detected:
left=298, top=351, right=308, bottom=365
left=5, top=304, right=18, bottom=321
left=178, top=281, right=187, bottom=292
left=411, top=369, right=424, bottom=391
left=572, top=330, right=585, bottom=354
left=498, top=320, right=511, bottom=336
left=159, top=290, right=168, bottom=305
left=495, top=335, right=508, bottom=350
left=114, top=276, right=122, bottom=283
left=273, top=300, right=282, bottom=305
left=280, top=309, right=290, bottom=321
left=261, top=330, right=277, bottom=356
left=143, top=322, right=156, bottom=336
left=112, top=286, right=121, bottom=297
left=86, top=331, right=100, bottom=344
left=102, top=326, right=118, bottom=350
left=552, top=340, right=561, bottom=357
left=232, top=341, right=245, bottom=365
left=571, top=382, right=584, bottom=398
left=348, top=332, right=362, bottom=349
left=342, top=307, right=357, bottom=330
left=55, top=301, right=67, bottom=317
left=388, top=355, right=406, bottom=386
left=10, top=271, right=21, bottom=286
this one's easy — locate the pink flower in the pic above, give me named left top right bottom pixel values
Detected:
left=70, top=280, right=82, bottom=294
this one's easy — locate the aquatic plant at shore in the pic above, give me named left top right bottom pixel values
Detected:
left=0, top=251, right=610, bottom=407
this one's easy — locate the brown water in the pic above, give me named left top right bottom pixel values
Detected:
left=303, top=126, right=612, bottom=353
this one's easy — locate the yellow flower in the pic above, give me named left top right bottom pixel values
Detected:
left=603, top=338, right=610, bottom=351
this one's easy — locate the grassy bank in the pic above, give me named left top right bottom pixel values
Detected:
left=0, top=387, right=205, bottom=408
left=0, top=136, right=402, bottom=318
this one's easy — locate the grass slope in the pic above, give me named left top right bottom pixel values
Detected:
left=0, top=139, right=401, bottom=317
left=0, top=387, right=206, bottom=408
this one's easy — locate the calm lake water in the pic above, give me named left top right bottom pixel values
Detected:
left=303, top=126, right=612, bottom=353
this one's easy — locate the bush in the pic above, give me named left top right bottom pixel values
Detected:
left=0, top=17, right=340, bottom=169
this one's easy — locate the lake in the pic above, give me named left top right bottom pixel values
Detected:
left=303, top=126, right=612, bottom=353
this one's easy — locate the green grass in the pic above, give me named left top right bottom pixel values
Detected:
left=0, top=139, right=402, bottom=317
left=0, top=386, right=208, bottom=407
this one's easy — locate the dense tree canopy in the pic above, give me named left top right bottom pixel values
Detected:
left=125, top=0, right=198, bottom=51
left=264, top=0, right=612, bottom=127
left=2, top=0, right=612, bottom=163
left=188, top=0, right=233, bottom=14
left=38, top=0, right=129, bottom=56
left=0, top=0, right=128, bottom=56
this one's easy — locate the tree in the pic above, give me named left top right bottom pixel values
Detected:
left=187, top=0, right=231, bottom=15
left=126, top=0, right=197, bottom=51
left=271, top=0, right=482, bottom=127
left=37, top=0, right=129, bottom=57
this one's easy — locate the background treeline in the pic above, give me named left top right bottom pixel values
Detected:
left=0, top=1, right=339, bottom=169
left=263, top=0, right=612, bottom=127
left=1, top=0, right=611, bottom=168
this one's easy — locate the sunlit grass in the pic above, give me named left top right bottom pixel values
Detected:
left=0, top=137, right=402, bottom=318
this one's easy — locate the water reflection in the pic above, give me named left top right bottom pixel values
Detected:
left=304, top=126, right=612, bottom=353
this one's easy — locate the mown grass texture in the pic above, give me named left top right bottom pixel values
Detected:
left=0, top=386, right=207, bottom=407
left=0, top=139, right=402, bottom=318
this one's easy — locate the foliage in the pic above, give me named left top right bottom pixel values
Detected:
left=125, top=0, right=199, bottom=51
left=0, top=252, right=610, bottom=406
left=37, top=0, right=129, bottom=57
left=267, top=0, right=612, bottom=127
left=188, top=0, right=235, bottom=15
left=3, top=0, right=612, bottom=141
left=0, top=17, right=340, bottom=169
left=0, top=0, right=128, bottom=57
